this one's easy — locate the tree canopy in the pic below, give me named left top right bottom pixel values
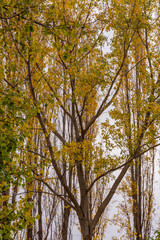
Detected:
left=0, top=0, right=160, bottom=239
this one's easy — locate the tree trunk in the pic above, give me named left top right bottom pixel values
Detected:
left=38, top=180, right=43, bottom=240
left=80, top=220, right=92, bottom=240
left=26, top=191, right=33, bottom=240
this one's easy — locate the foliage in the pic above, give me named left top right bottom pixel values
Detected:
left=146, top=230, right=160, bottom=240
left=0, top=0, right=160, bottom=239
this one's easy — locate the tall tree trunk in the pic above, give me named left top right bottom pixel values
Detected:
left=26, top=155, right=33, bottom=240
left=38, top=180, right=42, bottom=240
left=26, top=188, right=33, bottom=240
left=79, top=218, right=92, bottom=240
left=61, top=85, right=72, bottom=240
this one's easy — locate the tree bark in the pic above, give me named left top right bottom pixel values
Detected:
left=38, top=180, right=42, bottom=240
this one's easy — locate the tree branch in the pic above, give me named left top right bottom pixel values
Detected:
left=87, top=142, right=160, bottom=192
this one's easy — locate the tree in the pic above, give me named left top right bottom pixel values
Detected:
left=0, top=0, right=160, bottom=239
left=104, top=1, right=160, bottom=238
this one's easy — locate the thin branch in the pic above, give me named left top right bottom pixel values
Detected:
left=87, top=142, right=160, bottom=192
left=36, top=63, right=73, bottom=121
left=51, top=129, right=66, bottom=144
left=35, top=177, right=76, bottom=210
left=126, top=57, right=146, bottom=75
left=0, top=8, right=28, bottom=20
left=6, top=21, right=28, bottom=63
left=21, top=149, right=47, bottom=159
left=3, top=78, right=19, bottom=90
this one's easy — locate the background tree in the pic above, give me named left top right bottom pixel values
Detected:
left=104, top=1, right=160, bottom=238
